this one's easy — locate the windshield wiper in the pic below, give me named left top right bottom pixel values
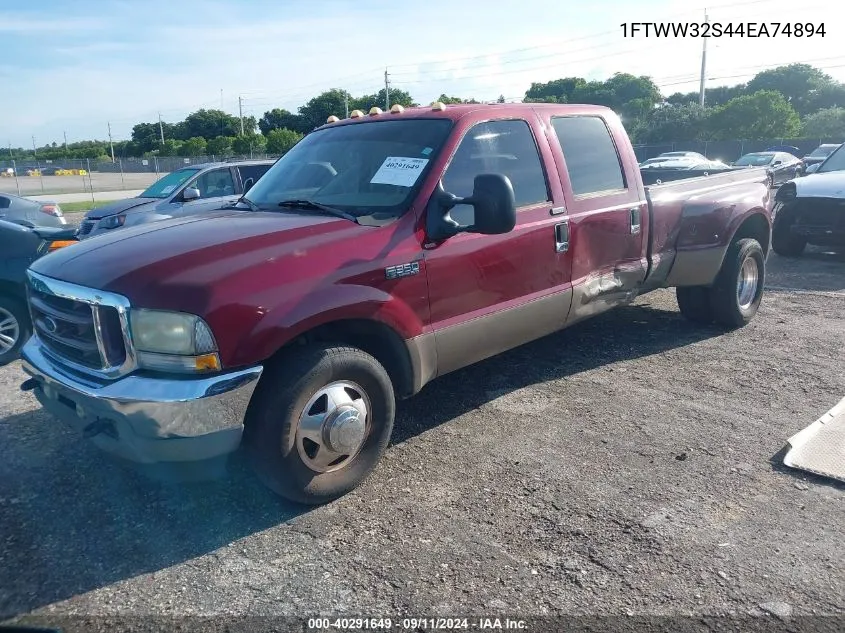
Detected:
left=277, top=199, right=358, bottom=223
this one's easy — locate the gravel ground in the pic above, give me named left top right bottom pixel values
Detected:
left=1, top=250, right=843, bottom=629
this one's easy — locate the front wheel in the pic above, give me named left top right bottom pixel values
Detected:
left=0, top=295, right=31, bottom=366
left=709, top=238, right=765, bottom=329
left=244, top=344, right=395, bottom=505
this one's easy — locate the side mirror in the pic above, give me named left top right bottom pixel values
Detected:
left=773, top=160, right=782, bottom=166
left=426, top=174, right=516, bottom=241
left=243, top=178, right=254, bottom=193
left=182, top=187, right=200, bottom=201
left=805, top=163, right=819, bottom=174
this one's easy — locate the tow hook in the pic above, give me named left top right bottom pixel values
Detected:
left=20, top=378, right=38, bottom=392
left=83, top=419, right=118, bottom=440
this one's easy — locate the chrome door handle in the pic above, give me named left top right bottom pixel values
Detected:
left=630, top=207, right=642, bottom=235
left=554, top=219, right=569, bottom=253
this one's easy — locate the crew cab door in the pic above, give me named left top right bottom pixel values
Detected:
left=537, top=111, right=648, bottom=325
left=422, top=113, right=573, bottom=377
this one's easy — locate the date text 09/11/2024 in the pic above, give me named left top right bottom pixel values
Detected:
left=307, top=617, right=528, bottom=630
left=619, top=22, right=826, bottom=37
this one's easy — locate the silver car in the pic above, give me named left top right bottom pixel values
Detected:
left=76, top=160, right=274, bottom=239
left=0, top=192, right=67, bottom=228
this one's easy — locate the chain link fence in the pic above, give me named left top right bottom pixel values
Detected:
left=0, top=154, right=280, bottom=199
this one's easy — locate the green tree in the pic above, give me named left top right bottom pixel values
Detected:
left=259, top=108, right=310, bottom=135
left=642, top=103, right=710, bottom=142
left=353, top=88, right=417, bottom=111
left=181, top=109, right=241, bottom=140
left=805, top=84, right=845, bottom=113
left=801, top=107, right=845, bottom=138
left=207, top=135, right=235, bottom=156
left=265, top=128, right=303, bottom=155
left=298, top=89, right=354, bottom=129
left=666, top=85, right=746, bottom=107
left=178, top=136, right=207, bottom=156
left=435, top=94, right=480, bottom=104
left=497, top=95, right=506, bottom=103
left=524, top=77, right=586, bottom=103
left=707, top=90, right=800, bottom=140
left=746, top=64, right=837, bottom=116
left=232, top=133, right=267, bottom=155
left=158, top=139, right=182, bottom=156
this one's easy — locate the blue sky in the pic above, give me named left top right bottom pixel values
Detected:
left=0, top=0, right=838, bottom=147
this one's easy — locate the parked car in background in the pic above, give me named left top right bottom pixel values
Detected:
left=641, top=157, right=728, bottom=171
left=732, top=151, right=803, bottom=185
left=772, top=143, right=845, bottom=257
left=0, top=192, right=67, bottom=228
left=0, top=220, right=78, bottom=365
left=655, top=151, right=708, bottom=161
left=20, top=103, right=773, bottom=504
left=802, top=144, right=841, bottom=169
left=76, top=159, right=275, bottom=240
left=766, top=145, right=801, bottom=155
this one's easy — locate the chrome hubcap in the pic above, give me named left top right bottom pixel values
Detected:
left=0, top=307, right=20, bottom=354
left=296, top=381, right=371, bottom=473
left=736, top=256, right=759, bottom=310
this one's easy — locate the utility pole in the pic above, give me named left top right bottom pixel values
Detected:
left=238, top=96, right=244, bottom=136
left=107, top=122, right=115, bottom=163
left=158, top=112, right=165, bottom=144
left=32, top=135, right=37, bottom=158
left=220, top=88, right=225, bottom=136
left=345, top=93, right=349, bottom=118
left=8, top=141, right=12, bottom=158
left=384, top=68, right=391, bottom=109
left=698, top=11, right=709, bottom=107
left=63, top=131, right=68, bottom=153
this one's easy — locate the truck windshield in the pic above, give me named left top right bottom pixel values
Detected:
left=244, top=119, right=453, bottom=218
left=809, top=145, right=837, bottom=158
left=817, top=145, right=845, bottom=173
left=139, top=168, right=200, bottom=198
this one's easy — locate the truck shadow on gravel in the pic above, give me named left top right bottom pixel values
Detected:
left=0, top=299, right=721, bottom=617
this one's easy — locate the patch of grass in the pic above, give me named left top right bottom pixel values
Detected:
left=59, top=200, right=117, bottom=214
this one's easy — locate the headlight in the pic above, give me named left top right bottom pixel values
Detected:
left=129, top=309, right=221, bottom=373
left=98, top=214, right=126, bottom=229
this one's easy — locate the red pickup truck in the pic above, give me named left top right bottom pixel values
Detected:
left=20, top=103, right=772, bottom=504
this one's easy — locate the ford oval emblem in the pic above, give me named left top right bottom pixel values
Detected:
left=43, top=316, right=58, bottom=333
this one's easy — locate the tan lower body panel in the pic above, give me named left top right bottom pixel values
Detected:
left=433, top=289, right=573, bottom=378
left=665, top=245, right=728, bottom=287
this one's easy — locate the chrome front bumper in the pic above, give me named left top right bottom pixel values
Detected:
left=20, top=336, right=263, bottom=463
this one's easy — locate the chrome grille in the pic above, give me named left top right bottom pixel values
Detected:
left=77, top=220, right=96, bottom=236
left=26, top=271, right=136, bottom=379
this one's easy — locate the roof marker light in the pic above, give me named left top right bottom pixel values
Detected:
left=431, top=101, right=447, bottom=111
left=326, top=115, right=340, bottom=123
left=349, top=109, right=364, bottom=118
left=390, top=104, right=405, bottom=114
left=369, top=107, right=383, bottom=116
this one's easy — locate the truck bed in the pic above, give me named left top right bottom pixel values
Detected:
left=642, top=166, right=772, bottom=291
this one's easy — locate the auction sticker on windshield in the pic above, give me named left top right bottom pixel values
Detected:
left=370, top=157, right=429, bottom=187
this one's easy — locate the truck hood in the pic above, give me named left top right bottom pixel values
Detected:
left=85, top=197, right=157, bottom=219
left=794, top=171, right=845, bottom=199
left=30, top=210, right=368, bottom=307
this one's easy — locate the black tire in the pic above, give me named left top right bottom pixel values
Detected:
left=771, top=208, right=806, bottom=257
left=244, top=344, right=395, bottom=505
left=709, top=238, right=765, bottom=329
left=0, top=295, right=31, bottom=366
left=676, top=286, right=714, bottom=323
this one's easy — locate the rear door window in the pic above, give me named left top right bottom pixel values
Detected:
left=550, top=116, right=626, bottom=196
